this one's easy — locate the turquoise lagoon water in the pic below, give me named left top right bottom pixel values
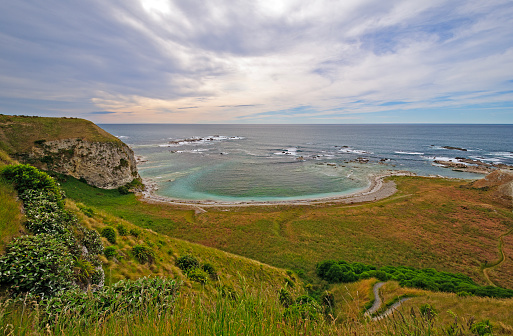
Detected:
left=99, top=124, right=513, bottom=202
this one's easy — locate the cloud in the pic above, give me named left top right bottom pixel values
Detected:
left=0, top=0, right=512, bottom=123
left=89, top=111, right=117, bottom=115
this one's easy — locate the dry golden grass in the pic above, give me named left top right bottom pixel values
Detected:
left=67, top=200, right=295, bottom=293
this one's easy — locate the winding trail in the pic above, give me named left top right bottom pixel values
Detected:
left=482, top=228, right=513, bottom=287
left=364, top=282, right=411, bottom=321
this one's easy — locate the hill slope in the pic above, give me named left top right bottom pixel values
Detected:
left=0, top=115, right=138, bottom=189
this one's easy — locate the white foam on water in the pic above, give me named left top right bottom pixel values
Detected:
left=422, top=156, right=471, bottom=165
left=274, top=147, right=298, bottom=156
left=339, top=148, right=373, bottom=154
left=490, top=152, right=513, bottom=159
left=395, top=151, right=424, bottom=155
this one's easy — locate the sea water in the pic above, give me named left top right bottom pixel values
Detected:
left=99, top=124, right=513, bottom=202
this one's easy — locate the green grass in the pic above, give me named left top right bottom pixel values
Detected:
left=3, top=281, right=511, bottom=335
left=0, top=115, right=121, bottom=154
left=60, top=176, right=513, bottom=288
left=0, top=179, right=24, bottom=253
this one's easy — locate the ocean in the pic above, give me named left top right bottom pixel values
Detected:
left=99, top=124, right=513, bottom=202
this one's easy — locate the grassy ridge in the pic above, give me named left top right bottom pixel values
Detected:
left=0, top=115, right=121, bottom=154
left=60, top=175, right=513, bottom=288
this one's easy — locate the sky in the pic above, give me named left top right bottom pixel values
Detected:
left=0, top=0, right=512, bottom=124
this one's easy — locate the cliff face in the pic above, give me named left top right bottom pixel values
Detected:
left=0, top=115, right=140, bottom=189
left=28, top=138, right=139, bottom=189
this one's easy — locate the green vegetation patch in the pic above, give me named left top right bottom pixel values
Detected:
left=0, top=164, right=104, bottom=296
left=316, top=259, right=513, bottom=299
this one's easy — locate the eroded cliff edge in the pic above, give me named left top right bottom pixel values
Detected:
left=0, top=115, right=139, bottom=189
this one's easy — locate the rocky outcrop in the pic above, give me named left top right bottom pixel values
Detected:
left=473, top=169, right=513, bottom=198
left=434, top=157, right=512, bottom=175
left=23, top=138, right=139, bottom=189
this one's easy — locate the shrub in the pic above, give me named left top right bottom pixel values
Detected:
left=0, top=164, right=63, bottom=206
left=316, top=260, right=337, bottom=278
left=73, top=257, right=95, bottom=284
left=91, top=267, right=105, bottom=287
left=187, top=268, right=208, bottom=285
left=0, top=234, right=75, bottom=297
left=176, top=255, right=200, bottom=272
left=104, top=246, right=118, bottom=259
left=201, top=262, right=219, bottom=280
left=19, top=189, right=73, bottom=235
left=284, top=301, right=321, bottom=322
left=118, top=185, right=130, bottom=195
left=132, top=245, right=155, bottom=264
left=279, top=288, right=293, bottom=307
left=82, top=229, right=103, bottom=255
left=420, top=304, right=438, bottom=321
left=117, top=224, right=128, bottom=236
left=101, top=227, right=117, bottom=244
left=471, top=320, right=493, bottom=336
left=315, top=259, right=513, bottom=298
left=129, top=228, right=141, bottom=238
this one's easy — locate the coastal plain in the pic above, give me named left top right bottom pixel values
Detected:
left=61, top=173, right=513, bottom=289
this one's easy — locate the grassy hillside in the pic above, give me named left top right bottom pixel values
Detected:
left=0, top=115, right=121, bottom=155
left=60, top=175, right=513, bottom=289
left=0, top=179, right=24, bottom=253
left=67, top=199, right=294, bottom=292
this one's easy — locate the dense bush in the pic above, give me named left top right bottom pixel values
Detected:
left=0, top=164, right=105, bottom=297
left=0, top=164, right=63, bottom=206
left=176, top=255, right=200, bottom=272
left=201, top=263, right=219, bottom=280
left=187, top=268, right=209, bottom=284
left=117, top=224, right=128, bottom=236
left=0, top=234, right=75, bottom=297
left=132, top=245, right=155, bottom=264
left=316, top=259, right=513, bottom=299
left=81, top=229, right=103, bottom=255
left=104, top=246, right=118, bottom=259
left=101, top=227, right=117, bottom=244
left=471, top=320, right=493, bottom=336
left=117, top=185, right=130, bottom=195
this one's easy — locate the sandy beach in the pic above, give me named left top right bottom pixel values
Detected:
left=138, top=170, right=417, bottom=208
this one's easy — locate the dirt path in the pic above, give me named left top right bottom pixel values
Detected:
left=364, top=282, right=411, bottom=321
left=482, top=228, right=513, bottom=287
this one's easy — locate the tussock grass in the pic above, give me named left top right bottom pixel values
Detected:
left=66, top=200, right=293, bottom=292
left=3, top=281, right=510, bottom=335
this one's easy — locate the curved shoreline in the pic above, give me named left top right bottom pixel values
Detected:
left=137, top=170, right=416, bottom=208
